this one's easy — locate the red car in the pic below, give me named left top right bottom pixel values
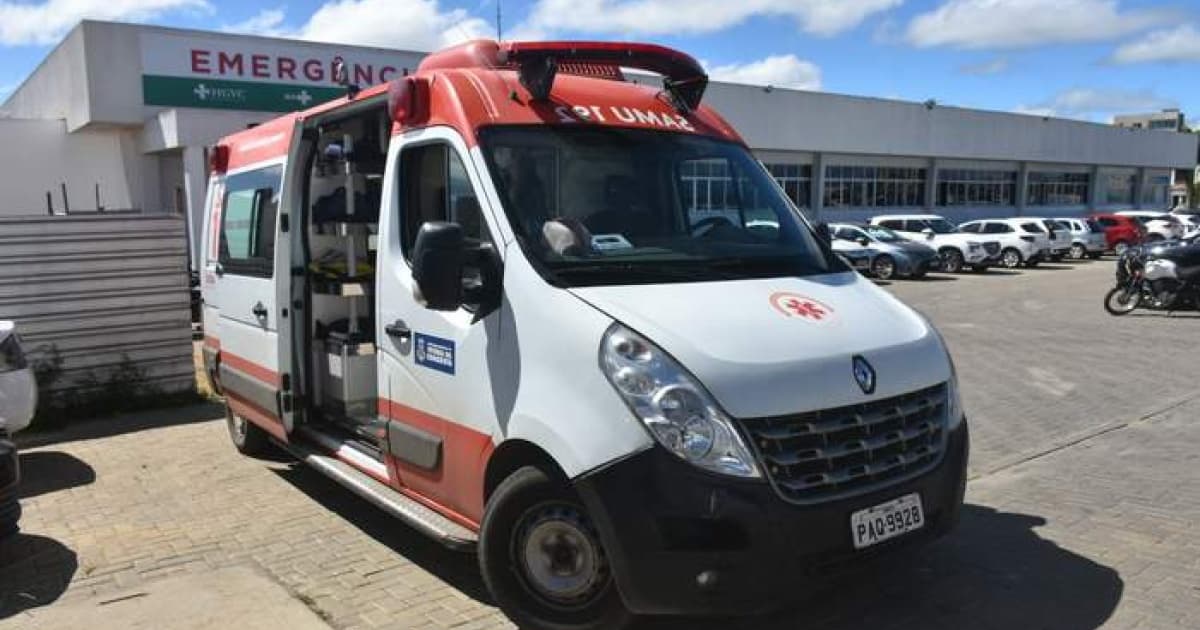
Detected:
left=1089, top=213, right=1145, bottom=255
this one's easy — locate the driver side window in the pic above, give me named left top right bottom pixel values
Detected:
left=399, top=143, right=493, bottom=260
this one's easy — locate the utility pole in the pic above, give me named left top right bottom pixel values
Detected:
left=496, top=1, right=503, bottom=41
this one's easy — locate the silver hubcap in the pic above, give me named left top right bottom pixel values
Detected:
left=1003, top=251, right=1020, bottom=267
left=1072, top=245, right=1084, bottom=258
left=874, top=258, right=894, bottom=278
left=517, top=505, right=606, bottom=607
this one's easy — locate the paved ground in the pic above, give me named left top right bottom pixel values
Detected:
left=3, top=258, right=1199, bottom=630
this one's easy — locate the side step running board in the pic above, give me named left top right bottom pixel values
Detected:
left=281, top=434, right=478, bottom=551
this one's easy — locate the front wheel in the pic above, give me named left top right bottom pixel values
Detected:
left=1000, top=248, right=1023, bottom=269
left=1070, top=243, right=1086, bottom=260
left=1104, top=286, right=1141, bottom=316
left=479, top=467, right=633, bottom=630
left=871, top=254, right=897, bottom=280
left=939, top=248, right=965, bottom=273
left=1114, top=241, right=1131, bottom=257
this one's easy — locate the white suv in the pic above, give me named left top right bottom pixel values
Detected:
left=1053, top=217, right=1107, bottom=259
left=1116, top=211, right=1186, bottom=242
left=871, top=214, right=998, bottom=273
left=958, top=218, right=1047, bottom=268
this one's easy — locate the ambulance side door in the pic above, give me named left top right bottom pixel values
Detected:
left=377, top=128, right=504, bottom=521
left=213, top=163, right=287, bottom=439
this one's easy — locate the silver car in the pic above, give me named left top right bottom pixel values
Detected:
left=831, top=223, right=940, bottom=279
left=1053, top=217, right=1107, bottom=259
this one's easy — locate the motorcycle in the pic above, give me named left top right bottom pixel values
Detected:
left=1104, top=243, right=1200, bottom=316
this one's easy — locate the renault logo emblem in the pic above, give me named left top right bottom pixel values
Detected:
left=852, top=355, right=876, bottom=395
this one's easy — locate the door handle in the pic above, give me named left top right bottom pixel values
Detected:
left=384, top=320, right=411, bottom=341
left=252, top=302, right=268, bottom=319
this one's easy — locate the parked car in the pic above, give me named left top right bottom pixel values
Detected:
left=1116, top=211, right=1186, bottom=242
left=1024, top=218, right=1073, bottom=261
left=1053, top=217, right=1107, bottom=259
left=828, top=238, right=878, bottom=275
left=1, top=320, right=37, bottom=540
left=829, top=223, right=939, bottom=279
left=870, top=214, right=999, bottom=273
left=1141, top=232, right=1200, bottom=257
left=958, top=218, right=1047, bottom=269
left=1168, top=211, right=1200, bottom=239
left=1090, top=212, right=1146, bottom=255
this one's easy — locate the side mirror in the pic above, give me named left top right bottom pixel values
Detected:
left=412, top=222, right=464, bottom=311
left=815, top=222, right=832, bottom=245
left=858, top=237, right=871, bottom=247
left=921, top=227, right=935, bottom=239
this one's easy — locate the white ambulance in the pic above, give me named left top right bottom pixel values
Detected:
left=201, top=40, right=969, bottom=630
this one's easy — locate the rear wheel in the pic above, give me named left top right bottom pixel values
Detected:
left=1114, top=241, right=1131, bottom=256
left=226, top=403, right=270, bottom=456
left=871, top=254, right=897, bottom=280
left=1000, top=248, right=1023, bottom=269
left=480, top=467, right=633, bottom=630
left=1070, top=243, right=1086, bottom=260
left=939, top=248, right=964, bottom=273
left=1104, top=287, right=1140, bottom=316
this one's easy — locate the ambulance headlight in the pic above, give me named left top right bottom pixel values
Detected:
left=601, top=324, right=760, bottom=478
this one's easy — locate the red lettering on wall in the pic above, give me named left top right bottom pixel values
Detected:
left=303, top=59, right=324, bottom=82
left=353, top=64, right=373, bottom=86
left=218, top=52, right=244, bottom=76
left=251, top=54, right=270, bottom=78
left=191, top=49, right=211, bottom=74
left=277, top=57, right=297, bottom=80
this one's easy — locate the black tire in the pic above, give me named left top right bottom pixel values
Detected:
left=0, top=498, right=20, bottom=541
left=871, top=254, right=897, bottom=280
left=1114, top=240, right=1131, bottom=256
left=939, top=248, right=964, bottom=273
left=226, top=402, right=271, bottom=456
left=1104, top=287, right=1140, bottom=316
left=479, top=467, right=633, bottom=630
left=1000, top=248, right=1023, bottom=269
left=1070, top=243, right=1086, bottom=260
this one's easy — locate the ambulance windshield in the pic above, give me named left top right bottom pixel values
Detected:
left=479, top=126, right=840, bottom=286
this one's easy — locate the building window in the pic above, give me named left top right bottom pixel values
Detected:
left=1027, top=171, right=1090, bottom=206
left=1103, top=173, right=1136, bottom=205
left=1149, top=119, right=1177, bottom=130
left=764, top=163, right=812, bottom=208
left=936, top=169, right=1017, bottom=206
left=823, top=165, right=926, bottom=208
left=1143, top=175, right=1170, bottom=206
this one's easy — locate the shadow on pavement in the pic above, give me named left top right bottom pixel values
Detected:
left=0, top=534, right=78, bottom=619
left=1022, top=264, right=1075, bottom=271
left=644, top=503, right=1122, bottom=630
left=270, top=464, right=494, bottom=605
left=15, top=402, right=224, bottom=450
left=17, top=452, right=96, bottom=500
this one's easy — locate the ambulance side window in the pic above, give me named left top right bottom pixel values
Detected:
left=399, top=143, right=492, bottom=259
left=219, top=166, right=282, bottom=277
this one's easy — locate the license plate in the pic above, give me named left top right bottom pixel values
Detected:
left=851, top=493, right=924, bottom=549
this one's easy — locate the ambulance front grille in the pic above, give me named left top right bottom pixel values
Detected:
left=737, top=384, right=948, bottom=505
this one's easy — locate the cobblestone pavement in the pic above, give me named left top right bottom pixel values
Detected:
left=3, top=259, right=1199, bottom=629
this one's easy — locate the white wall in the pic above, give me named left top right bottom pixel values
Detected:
left=0, top=119, right=141, bottom=214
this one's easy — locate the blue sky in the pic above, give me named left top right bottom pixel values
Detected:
left=3, top=0, right=1200, bottom=124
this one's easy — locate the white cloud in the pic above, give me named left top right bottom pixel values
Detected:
left=958, top=56, right=1008, bottom=75
left=1015, top=87, right=1178, bottom=121
left=709, top=54, right=822, bottom=90
left=524, top=0, right=901, bottom=38
left=1111, top=24, right=1200, bottom=64
left=221, top=8, right=287, bottom=37
left=222, top=0, right=492, bottom=52
left=906, top=0, right=1172, bottom=49
left=0, top=0, right=210, bottom=46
